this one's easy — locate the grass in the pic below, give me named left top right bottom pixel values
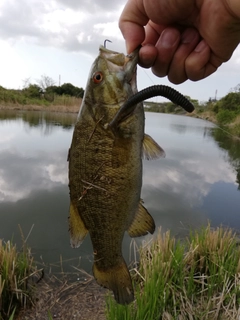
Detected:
left=106, top=224, right=240, bottom=319
left=2, top=224, right=240, bottom=319
left=0, top=86, right=82, bottom=110
left=0, top=230, right=43, bottom=320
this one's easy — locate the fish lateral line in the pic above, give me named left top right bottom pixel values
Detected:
left=108, top=85, right=195, bottom=132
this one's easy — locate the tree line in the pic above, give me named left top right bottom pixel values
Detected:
left=0, top=75, right=85, bottom=106
left=22, top=75, right=84, bottom=102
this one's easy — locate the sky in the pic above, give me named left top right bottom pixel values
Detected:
left=0, top=0, right=240, bottom=103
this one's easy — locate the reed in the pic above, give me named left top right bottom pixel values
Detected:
left=106, top=224, right=240, bottom=319
left=0, top=237, right=43, bottom=319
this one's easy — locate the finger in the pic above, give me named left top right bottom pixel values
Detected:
left=119, top=0, right=148, bottom=53
left=143, top=21, right=167, bottom=46
left=138, top=23, right=163, bottom=68
left=138, top=45, right=158, bottom=68
left=167, top=28, right=200, bottom=84
left=151, top=28, right=181, bottom=77
left=185, top=40, right=219, bottom=81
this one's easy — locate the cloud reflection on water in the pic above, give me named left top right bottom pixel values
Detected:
left=0, top=148, right=68, bottom=202
left=0, top=111, right=74, bottom=202
left=140, top=113, right=239, bottom=236
left=0, top=111, right=240, bottom=270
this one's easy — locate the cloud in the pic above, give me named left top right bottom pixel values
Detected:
left=0, top=0, right=125, bottom=55
left=57, top=0, right=124, bottom=12
left=0, top=0, right=44, bottom=40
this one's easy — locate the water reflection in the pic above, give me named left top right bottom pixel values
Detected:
left=142, top=115, right=224, bottom=237
left=211, top=128, right=240, bottom=189
left=0, top=110, right=77, bottom=135
left=0, top=110, right=240, bottom=273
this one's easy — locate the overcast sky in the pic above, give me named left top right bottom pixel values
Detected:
left=0, top=0, right=240, bottom=103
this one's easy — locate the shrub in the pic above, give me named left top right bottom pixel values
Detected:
left=216, top=109, right=236, bottom=125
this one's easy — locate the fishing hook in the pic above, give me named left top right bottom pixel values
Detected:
left=104, top=39, right=112, bottom=48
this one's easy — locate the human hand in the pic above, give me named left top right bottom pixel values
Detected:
left=119, top=0, right=240, bottom=84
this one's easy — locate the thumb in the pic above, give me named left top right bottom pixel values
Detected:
left=119, top=0, right=148, bottom=53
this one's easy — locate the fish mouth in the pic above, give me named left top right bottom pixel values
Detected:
left=125, top=47, right=139, bottom=76
left=99, top=45, right=139, bottom=93
left=124, top=47, right=139, bottom=93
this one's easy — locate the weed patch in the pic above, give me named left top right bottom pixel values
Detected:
left=106, top=225, right=240, bottom=319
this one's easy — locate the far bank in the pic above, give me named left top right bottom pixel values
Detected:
left=0, top=100, right=81, bottom=113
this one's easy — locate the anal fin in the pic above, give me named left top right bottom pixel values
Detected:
left=128, top=200, right=155, bottom=237
left=142, top=133, right=166, bottom=160
left=69, top=201, right=88, bottom=248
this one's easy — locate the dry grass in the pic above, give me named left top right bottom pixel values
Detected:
left=0, top=238, right=106, bottom=320
left=0, top=238, right=43, bottom=320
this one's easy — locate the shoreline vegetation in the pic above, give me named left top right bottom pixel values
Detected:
left=106, top=225, right=240, bottom=319
left=0, top=80, right=84, bottom=114
left=0, top=102, right=81, bottom=114
left=1, top=81, right=240, bottom=138
left=143, top=88, right=240, bottom=139
left=1, top=225, right=240, bottom=319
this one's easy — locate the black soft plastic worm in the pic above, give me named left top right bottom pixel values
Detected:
left=109, top=85, right=194, bottom=130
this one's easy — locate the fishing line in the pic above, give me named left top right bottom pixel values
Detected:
left=197, top=115, right=240, bottom=140
left=141, top=68, right=155, bottom=86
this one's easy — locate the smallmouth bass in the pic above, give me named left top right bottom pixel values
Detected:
left=68, top=45, right=194, bottom=305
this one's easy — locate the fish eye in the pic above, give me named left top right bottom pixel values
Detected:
left=93, top=72, right=103, bottom=84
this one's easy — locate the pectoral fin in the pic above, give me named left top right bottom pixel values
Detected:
left=128, top=200, right=155, bottom=237
left=69, top=201, right=88, bottom=248
left=142, top=134, right=166, bottom=160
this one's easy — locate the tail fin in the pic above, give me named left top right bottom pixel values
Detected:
left=93, top=259, right=134, bottom=305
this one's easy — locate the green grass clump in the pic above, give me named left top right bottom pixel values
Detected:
left=230, top=123, right=240, bottom=137
left=0, top=239, right=42, bottom=319
left=106, top=225, right=240, bottom=319
left=216, top=110, right=237, bottom=125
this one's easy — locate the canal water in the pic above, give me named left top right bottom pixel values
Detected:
left=0, top=110, right=239, bottom=273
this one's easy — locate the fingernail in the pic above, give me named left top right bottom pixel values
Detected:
left=194, top=40, right=207, bottom=53
left=181, top=29, right=197, bottom=44
left=160, top=29, right=179, bottom=49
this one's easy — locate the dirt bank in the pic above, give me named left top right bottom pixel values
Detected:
left=17, top=273, right=107, bottom=320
